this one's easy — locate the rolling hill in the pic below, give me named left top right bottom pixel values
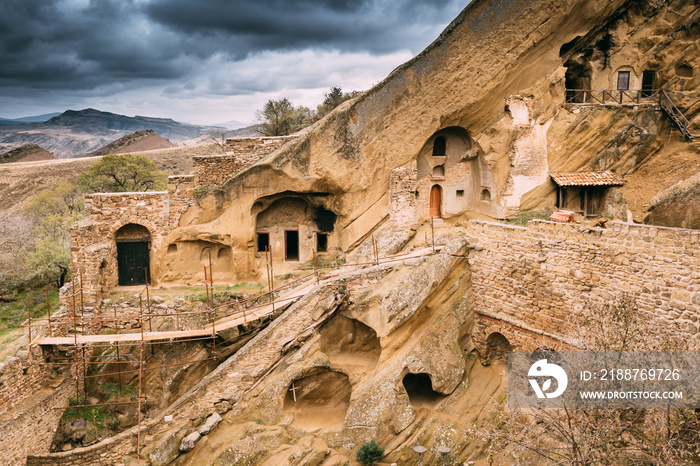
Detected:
left=0, top=108, right=222, bottom=158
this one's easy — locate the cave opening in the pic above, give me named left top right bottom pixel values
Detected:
left=283, top=370, right=351, bottom=431
left=402, top=373, right=445, bottom=408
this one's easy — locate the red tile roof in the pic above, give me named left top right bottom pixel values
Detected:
left=549, top=171, right=624, bottom=187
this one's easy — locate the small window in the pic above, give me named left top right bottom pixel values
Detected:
left=167, top=244, right=177, bottom=254
left=432, top=136, right=446, bottom=157
left=432, top=165, right=445, bottom=177
left=617, top=71, right=630, bottom=90
left=480, top=189, right=491, bottom=201
left=456, top=190, right=464, bottom=197
left=257, top=233, right=270, bottom=253
left=317, top=233, right=328, bottom=253
left=218, top=247, right=230, bottom=259
left=676, top=65, right=693, bottom=78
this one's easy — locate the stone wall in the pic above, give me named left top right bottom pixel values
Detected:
left=389, top=167, right=417, bottom=231
left=0, top=347, right=70, bottom=466
left=167, top=175, right=195, bottom=229
left=67, top=192, right=171, bottom=308
left=224, top=136, right=292, bottom=158
left=0, top=347, right=52, bottom=415
left=194, top=136, right=294, bottom=187
left=1, top=378, right=72, bottom=466
left=468, top=220, right=700, bottom=352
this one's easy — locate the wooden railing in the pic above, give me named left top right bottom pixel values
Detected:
left=565, top=89, right=696, bottom=141
left=565, top=89, right=660, bottom=105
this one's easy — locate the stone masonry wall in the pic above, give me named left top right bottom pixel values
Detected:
left=194, top=136, right=294, bottom=187
left=66, top=192, right=172, bottom=308
left=468, top=220, right=700, bottom=352
left=2, top=378, right=72, bottom=466
left=389, top=167, right=417, bottom=231
left=167, top=175, right=195, bottom=229
left=0, top=347, right=52, bottom=415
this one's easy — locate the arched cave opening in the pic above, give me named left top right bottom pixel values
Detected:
left=283, top=370, right=351, bottom=431
left=484, top=332, right=512, bottom=365
left=319, top=315, right=381, bottom=368
left=402, top=373, right=445, bottom=408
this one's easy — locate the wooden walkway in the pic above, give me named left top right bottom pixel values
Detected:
left=34, top=245, right=443, bottom=347
left=35, top=278, right=317, bottom=346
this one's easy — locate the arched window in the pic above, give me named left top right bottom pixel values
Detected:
left=432, top=136, right=446, bottom=157
left=432, top=165, right=445, bottom=177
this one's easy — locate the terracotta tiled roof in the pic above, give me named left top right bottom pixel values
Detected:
left=549, top=171, right=624, bottom=187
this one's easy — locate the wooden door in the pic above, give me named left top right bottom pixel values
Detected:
left=429, top=185, right=442, bottom=218
left=117, top=241, right=150, bottom=285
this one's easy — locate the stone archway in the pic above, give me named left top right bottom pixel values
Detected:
left=115, top=223, right=151, bottom=286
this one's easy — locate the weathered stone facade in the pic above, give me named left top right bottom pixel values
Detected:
left=469, top=220, right=700, bottom=353
left=195, top=136, right=295, bottom=186
left=0, top=347, right=53, bottom=415
left=389, top=167, right=417, bottom=231
left=0, top=348, right=71, bottom=466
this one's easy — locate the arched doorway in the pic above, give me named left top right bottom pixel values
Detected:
left=115, top=224, right=151, bottom=286
left=429, top=185, right=442, bottom=218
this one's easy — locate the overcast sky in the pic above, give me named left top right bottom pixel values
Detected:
left=0, top=0, right=467, bottom=126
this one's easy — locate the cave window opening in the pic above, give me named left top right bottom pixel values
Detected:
left=285, top=230, right=299, bottom=261
left=313, top=206, right=337, bottom=232
left=402, top=373, right=445, bottom=407
left=432, top=136, right=446, bottom=157
left=480, top=188, right=491, bottom=201
left=641, top=70, right=656, bottom=97
left=316, top=233, right=328, bottom=253
left=167, top=244, right=177, bottom=254
left=617, top=71, right=630, bottom=90
left=257, top=233, right=270, bottom=253
left=456, top=190, right=464, bottom=197
left=676, top=64, right=694, bottom=78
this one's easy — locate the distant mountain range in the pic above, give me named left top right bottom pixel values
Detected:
left=0, top=112, right=62, bottom=125
left=0, top=108, right=225, bottom=158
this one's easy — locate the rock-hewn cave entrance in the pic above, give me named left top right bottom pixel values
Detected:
left=319, top=315, right=381, bottom=369
left=284, top=370, right=351, bottom=431
left=402, top=373, right=445, bottom=408
left=115, top=224, right=151, bottom=286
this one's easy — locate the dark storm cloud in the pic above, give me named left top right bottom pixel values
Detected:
left=144, top=0, right=460, bottom=58
left=0, top=0, right=463, bottom=94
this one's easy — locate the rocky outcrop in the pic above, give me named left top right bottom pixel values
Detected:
left=645, top=171, right=700, bottom=229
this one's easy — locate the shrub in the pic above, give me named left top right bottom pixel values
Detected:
left=356, top=440, right=384, bottom=465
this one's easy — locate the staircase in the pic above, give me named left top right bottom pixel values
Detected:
left=659, top=90, right=694, bottom=142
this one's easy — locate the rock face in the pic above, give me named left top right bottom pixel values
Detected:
left=645, top=171, right=700, bottom=229
left=63, top=0, right=699, bottom=299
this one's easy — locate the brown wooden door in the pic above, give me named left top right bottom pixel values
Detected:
left=429, top=185, right=442, bottom=218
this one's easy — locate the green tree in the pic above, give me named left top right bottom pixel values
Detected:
left=77, top=154, right=167, bottom=193
left=356, top=440, right=384, bottom=465
left=24, top=237, right=71, bottom=288
left=26, top=181, right=84, bottom=244
left=256, top=98, right=312, bottom=136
